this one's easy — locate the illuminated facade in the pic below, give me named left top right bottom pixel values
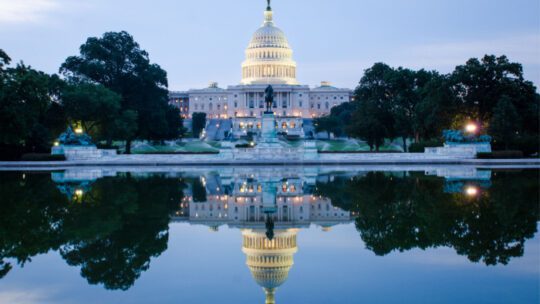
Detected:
left=169, top=1, right=351, bottom=121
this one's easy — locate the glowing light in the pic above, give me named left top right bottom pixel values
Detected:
left=465, top=186, right=479, bottom=197
left=53, top=141, right=59, bottom=146
left=74, top=128, right=83, bottom=134
left=465, top=123, right=478, bottom=133
left=249, top=142, right=255, bottom=147
left=75, top=189, right=84, bottom=196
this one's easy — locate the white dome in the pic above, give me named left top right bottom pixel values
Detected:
left=241, top=6, right=298, bottom=85
left=248, top=21, right=290, bottom=50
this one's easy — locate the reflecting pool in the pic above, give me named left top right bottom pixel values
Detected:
left=0, top=166, right=538, bottom=304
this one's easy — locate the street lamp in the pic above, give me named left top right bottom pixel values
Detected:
left=465, top=186, right=479, bottom=197
left=465, top=123, right=478, bottom=134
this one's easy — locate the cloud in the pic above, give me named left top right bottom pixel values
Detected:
left=0, top=289, right=58, bottom=304
left=0, top=0, right=61, bottom=24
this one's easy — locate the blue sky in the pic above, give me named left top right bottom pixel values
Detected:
left=0, top=0, right=539, bottom=91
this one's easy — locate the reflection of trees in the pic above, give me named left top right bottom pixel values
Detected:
left=0, top=173, right=185, bottom=289
left=0, top=172, right=68, bottom=278
left=59, top=175, right=185, bottom=290
left=316, top=171, right=539, bottom=265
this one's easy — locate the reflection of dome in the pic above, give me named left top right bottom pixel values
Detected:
left=241, top=3, right=298, bottom=85
left=242, top=229, right=298, bottom=304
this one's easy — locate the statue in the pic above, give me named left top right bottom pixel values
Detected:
left=264, top=85, right=274, bottom=113
left=57, top=127, right=94, bottom=146
left=266, top=0, right=271, bottom=11
left=442, top=130, right=491, bottom=144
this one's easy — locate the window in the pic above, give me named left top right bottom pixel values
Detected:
left=325, top=102, right=329, bottom=109
left=299, top=101, right=303, bottom=107
left=317, top=104, right=321, bottom=109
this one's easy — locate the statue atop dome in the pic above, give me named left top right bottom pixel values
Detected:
left=266, top=0, right=271, bottom=11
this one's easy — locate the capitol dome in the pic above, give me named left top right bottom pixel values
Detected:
left=241, top=2, right=298, bottom=85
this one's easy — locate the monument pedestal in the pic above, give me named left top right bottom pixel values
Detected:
left=261, top=112, right=278, bottom=143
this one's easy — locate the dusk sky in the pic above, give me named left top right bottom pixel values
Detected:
left=1, top=0, right=539, bottom=91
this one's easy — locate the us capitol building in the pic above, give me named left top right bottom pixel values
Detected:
left=169, top=1, right=352, bottom=122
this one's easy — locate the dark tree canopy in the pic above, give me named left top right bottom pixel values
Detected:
left=0, top=60, right=66, bottom=153
left=61, top=83, right=122, bottom=137
left=192, top=112, right=207, bottom=138
left=60, top=31, right=182, bottom=152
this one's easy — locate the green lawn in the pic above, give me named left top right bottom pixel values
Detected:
left=127, top=139, right=403, bottom=154
left=131, top=141, right=220, bottom=154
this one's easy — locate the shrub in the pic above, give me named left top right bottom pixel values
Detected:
left=477, top=151, right=524, bottom=159
left=512, top=135, right=540, bottom=156
left=409, top=140, right=443, bottom=153
left=20, top=154, right=66, bottom=161
left=235, top=143, right=255, bottom=148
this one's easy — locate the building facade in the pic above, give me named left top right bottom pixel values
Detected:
left=169, top=2, right=352, bottom=120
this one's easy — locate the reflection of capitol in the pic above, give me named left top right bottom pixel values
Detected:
left=170, top=169, right=353, bottom=303
left=173, top=172, right=352, bottom=230
left=242, top=229, right=298, bottom=304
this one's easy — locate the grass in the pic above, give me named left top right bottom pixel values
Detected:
left=131, top=141, right=219, bottom=154
left=128, top=139, right=403, bottom=154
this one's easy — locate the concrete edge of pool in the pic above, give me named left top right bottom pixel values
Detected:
left=0, top=157, right=539, bottom=169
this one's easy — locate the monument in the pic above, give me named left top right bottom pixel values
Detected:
left=260, top=85, right=278, bottom=143
left=51, top=127, right=117, bottom=160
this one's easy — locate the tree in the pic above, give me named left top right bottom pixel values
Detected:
left=348, top=63, right=396, bottom=151
left=0, top=49, right=11, bottom=75
left=192, top=112, right=207, bottom=138
left=61, top=83, right=122, bottom=138
left=60, top=31, right=183, bottom=153
left=451, top=55, right=537, bottom=126
left=314, top=115, right=340, bottom=139
left=347, top=101, right=389, bottom=151
left=0, top=61, right=65, bottom=153
left=416, top=75, right=457, bottom=140
left=490, top=95, right=520, bottom=150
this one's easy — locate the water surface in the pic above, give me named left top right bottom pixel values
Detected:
left=0, top=167, right=538, bottom=304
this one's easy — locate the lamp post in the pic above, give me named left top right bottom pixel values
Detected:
left=465, top=122, right=478, bottom=134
